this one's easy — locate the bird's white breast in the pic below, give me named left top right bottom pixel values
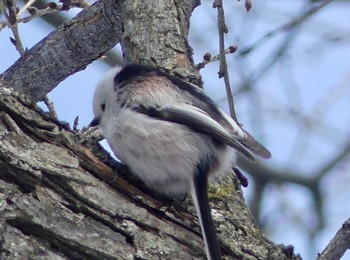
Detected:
left=100, top=108, right=236, bottom=195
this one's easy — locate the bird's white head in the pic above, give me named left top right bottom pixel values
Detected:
left=90, top=66, right=122, bottom=127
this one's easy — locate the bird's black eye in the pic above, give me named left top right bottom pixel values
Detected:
left=100, top=104, right=106, bottom=111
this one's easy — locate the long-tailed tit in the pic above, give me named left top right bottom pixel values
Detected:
left=91, top=64, right=271, bottom=260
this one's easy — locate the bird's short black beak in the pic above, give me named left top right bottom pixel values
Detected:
left=89, top=117, right=100, bottom=128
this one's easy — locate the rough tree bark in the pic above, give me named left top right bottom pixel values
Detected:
left=0, top=0, right=301, bottom=259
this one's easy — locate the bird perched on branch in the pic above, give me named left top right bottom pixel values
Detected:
left=90, top=64, right=271, bottom=260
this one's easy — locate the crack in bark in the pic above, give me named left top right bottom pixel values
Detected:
left=6, top=216, right=119, bottom=260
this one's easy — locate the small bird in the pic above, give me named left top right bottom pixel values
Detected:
left=91, top=64, right=271, bottom=260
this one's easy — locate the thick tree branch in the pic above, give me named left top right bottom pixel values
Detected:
left=119, top=0, right=200, bottom=83
left=0, top=0, right=122, bottom=103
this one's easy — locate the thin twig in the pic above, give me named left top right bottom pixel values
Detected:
left=18, top=7, right=58, bottom=23
left=0, top=0, right=89, bottom=32
left=213, top=0, right=238, bottom=121
left=17, top=0, right=37, bottom=17
left=42, top=95, right=58, bottom=120
left=80, top=126, right=103, bottom=141
left=196, top=45, right=237, bottom=70
left=315, top=142, right=350, bottom=180
left=239, top=0, right=334, bottom=56
left=73, top=116, right=79, bottom=132
left=0, top=0, right=25, bottom=55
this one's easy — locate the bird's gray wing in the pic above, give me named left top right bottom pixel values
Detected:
left=133, top=103, right=256, bottom=162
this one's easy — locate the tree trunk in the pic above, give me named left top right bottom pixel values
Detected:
left=0, top=0, right=300, bottom=259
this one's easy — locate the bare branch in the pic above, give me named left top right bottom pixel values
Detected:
left=80, top=126, right=102, bottom=141
left=316, top=142, right=350, bottom=179
left=317, top=218, right=350, bottom=260
left=239, top=0, right=334, bottom=56
left=0, top=0, right=122, bottom=102
left=196, top=45, right=237, bottom=70
left=73, top=116, right=79, bottom=131
left=0, top=0, right=25, bottom=55
left=0, top=0, right=90, bottom=31
left=17, top=0, right=37, bottom=17
left=42, top=95, right=58, bottom=120
left=213, top=0, right=238, bottom=121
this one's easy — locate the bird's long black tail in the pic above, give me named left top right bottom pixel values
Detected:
left=190, top=162, right=222, bottom=260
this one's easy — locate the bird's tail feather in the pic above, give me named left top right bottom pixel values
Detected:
left=190, top=170, right=222, bottom=260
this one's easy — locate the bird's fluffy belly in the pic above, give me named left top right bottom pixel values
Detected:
left=102, top=110, right=235, bottom=195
